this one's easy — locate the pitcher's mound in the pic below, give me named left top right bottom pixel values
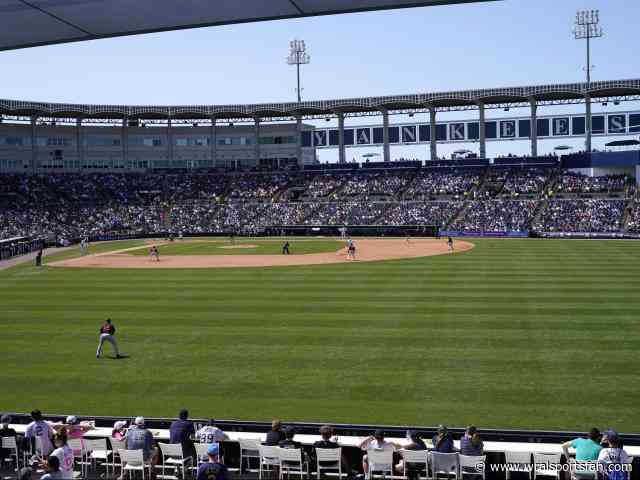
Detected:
left=49, top=238, right=474, bottom=269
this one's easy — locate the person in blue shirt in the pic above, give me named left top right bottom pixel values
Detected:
left=562, top=428, right=603, bottom=461
left=169, top=409, right=196, bottom=461
left=125, top=417, right=159, bottom=479
left=460, top=426, right=484, bottom=456
left=196, top=444, right=228, bottom=480
left=432, top=425, right=454, bottom=453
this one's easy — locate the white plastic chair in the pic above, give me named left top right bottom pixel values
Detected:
left=504, top=452, right=532, bottom=480
left=279, top=448, right=308, bottom=480
left=158, top=442, right=192, bottom=480
left=533, top=453, right=561, bottom=480
left=431, top=452, right=459, bottom=480
left=570, top=460, right=598, bottom=480
left=459, top=455, right=486, bottom=480
left=119, top=449, right=152, bottom=480
left=85, top=438, right=112, bottom=477
left=193, top=443, right=210, bottom=475
left=240, top=439, right=262, bottom=473
left=1, top=436, right=20, bottom=470
left=109, top=438, right=128, bottom=477
left=399, top=449, right=429, bottom=480
left=68, top=438, right=86, bottom=477
left=366, top=449, right=394, bottom=480
left=259, top=445, right=281, bottom=479
left=315, top=447, right=342, bottom=479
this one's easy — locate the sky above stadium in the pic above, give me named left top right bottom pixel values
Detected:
left=0, top=0, right=637, bottom=161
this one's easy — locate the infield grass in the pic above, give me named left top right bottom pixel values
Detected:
left=1, top=238, right=639, bottom=431
left=126, top=239, right=343, bottom=256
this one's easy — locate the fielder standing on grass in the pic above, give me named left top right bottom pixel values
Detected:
left=96, top=319, right=122, bottom=359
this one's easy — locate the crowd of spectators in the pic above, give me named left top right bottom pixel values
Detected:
left=556, top=173, right=630, bottom=194
left=450, top=200, right=538, bottom=233
left=403, top=170, right=481, bottom=199
left=626, top=200, right=640, bottom=233
left=382, top=201, right=461, bottom=226
left=0, top=168, right=637, bottom=240
left=534, top=199, right=625, bottom=233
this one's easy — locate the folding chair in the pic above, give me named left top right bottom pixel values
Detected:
left=240, top=439, right=262, bottom=473
left=1, top=436, right=20, bottom=471
left=533, top=454, right=561, bottom=480
left=68, top=438, right=87, bottom=477
left=158, top=443, right=193, bottom=480
left=366, top=449, right=394, bottom=480
left=259, top=445, right=281, bottom=480
left=109, top=438, right=128, bottom=478
left=459, top=455, right=486, bottom=480
left=279, top=448, right=308, bottom=480
left=85, top=438, right=113, bottom=477
left=399, top=449, right=429, bottom=480
left=119, top=449, right=152, bottom=480
left=431, top=452, right=459, bottom=480
left=504, top=452, right=532, bottom=480
left=315, top=447, right=343, bottom=480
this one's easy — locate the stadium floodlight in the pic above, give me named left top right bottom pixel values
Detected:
left=287, top=39, right=311, bottom=103
left=573, top=9, right=603, bottom=85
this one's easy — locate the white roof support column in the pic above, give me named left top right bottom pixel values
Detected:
left=429, top=107, right=437, bottom=161
left=585, top=93, right=592, bottom=153
left=75, top=117, right=83, bottom=171
left=337, top=112, right=346, bottom=164
left=167, top=117, right=173, bottom=166
left=295, top=115, right=303, bottom=166
left=210, top=116, right=217, bottom=168
left=381, top=108, right=390, bottom=163
left=254, top=117, right=261, bottom=166
left=30, top=115, right=37, bottom=172
left=478, top=102, right=486, bottom=159
left=122, top=117, right=129, bottom=169
left=529, top=98, right=538, bottom=157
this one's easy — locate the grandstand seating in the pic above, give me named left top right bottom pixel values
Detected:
left=0, top=163, right=638, bottom=242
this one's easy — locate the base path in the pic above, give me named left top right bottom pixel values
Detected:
left=48, top=238, right=474, bottom=269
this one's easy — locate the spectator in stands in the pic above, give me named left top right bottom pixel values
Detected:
left=40, top=455, right=62, bottom=480
left=170, top=409, right=196, bottom=460
left=49, top=429, right=74, bottom=480
left=460, top=426, right=484, bottom=456
left=394, top=430, right=427, bottom=475
left=598, top=430, right=630, bottom=480
left=55, top=416, right=92, bottom=440
left=111, top=421, right=128, bottom=441
left=196, top=443, right=228, bottom=480
left=0, top=414, right=17, bottom=464
left=124, top=417, right=159, bottom=479
left=25, top=409, right=55, bottom=457
left=196, top=419, right=230, bottom=443
left=562, top=428, right=602, bottom=461
left=359, top=429, right=396, bottom=476
left=278, top=427, right=302, bottom=449
left=264, top=419, right=285, bottom=445
left=313, top=425, right=353, bottom=477
left=432, top=425, right=454, bottom=453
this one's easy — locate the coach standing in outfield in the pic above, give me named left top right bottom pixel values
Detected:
left=96, top=319, right=122, bottom=359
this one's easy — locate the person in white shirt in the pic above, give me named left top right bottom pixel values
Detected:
left=25, top=410, right=55, bottom=457
left=49, top=430, right=74, bottom=480
left=196, top=419, right=229, bottom=443
left=359, top=430, right=398, bottom=476
left=597, top=430, right=630, bottom=480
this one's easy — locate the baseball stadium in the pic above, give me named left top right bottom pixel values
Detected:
left=1, top=1, right=640, bottom=480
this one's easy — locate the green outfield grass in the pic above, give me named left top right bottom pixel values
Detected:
left=1, top=238, right=639, bottom=431
left=126, top=239, right=342, bottom=256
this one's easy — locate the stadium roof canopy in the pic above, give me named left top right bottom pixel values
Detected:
left=0, top=0, right=498, bottom=52
left=1, top=79, right=639, bottom=121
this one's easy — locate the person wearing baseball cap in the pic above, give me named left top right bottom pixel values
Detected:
left=124, top=417, right=159, bottom=479
left=432, top=425, right=454, bottom=453
left=598, top=430, right=630, bottom=480
left=196, top=443, right=228, bottom=480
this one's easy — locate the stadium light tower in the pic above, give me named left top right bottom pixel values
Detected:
left=573, top=10, right=603, bottom=85
left=287, top=39, right=310, bottom=102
